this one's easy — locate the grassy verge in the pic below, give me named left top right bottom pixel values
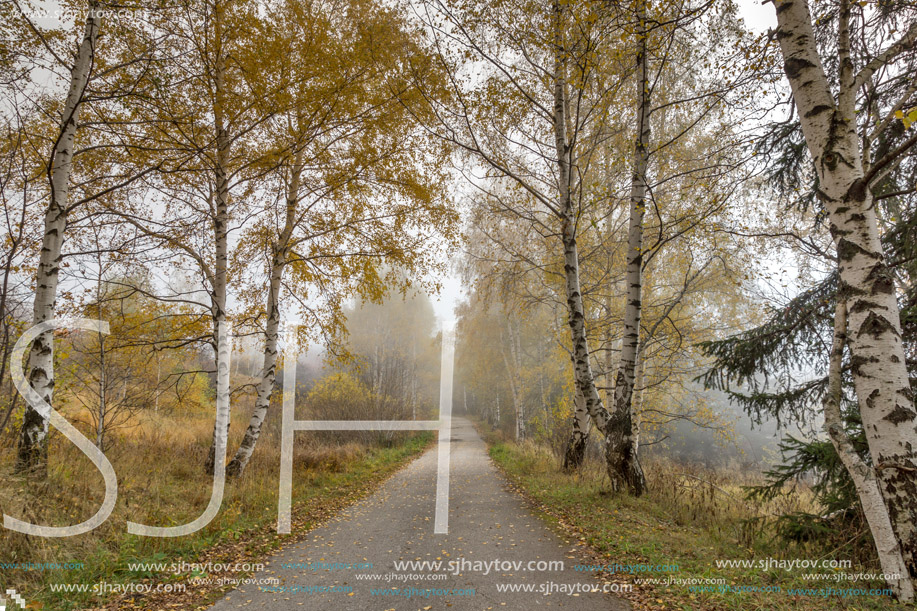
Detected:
left=0, top=405, right=433, bottom=611
left=484, top=429, right=910, bottom=611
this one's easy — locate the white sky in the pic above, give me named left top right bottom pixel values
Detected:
left=738, top=0, right=778, bottom=33
left=430, top=266, right=464, bottom=330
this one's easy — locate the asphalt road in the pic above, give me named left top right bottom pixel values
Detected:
left=207, top=418, right=630, bottom=610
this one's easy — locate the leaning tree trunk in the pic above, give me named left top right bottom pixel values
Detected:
left=17, top=4, right=101, bottom=474
left=605, top=0, right=649, bottom=495
left=824, top=301, right=913, bottom=600
left=774, top=0, right=917, bottom=593
left=225, top=158, right=302, bottom=478
left=224, top=246, right=283, bottom=478
left=563, top=212, right=615, bottom=473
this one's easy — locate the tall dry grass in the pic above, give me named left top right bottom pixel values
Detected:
left=0, top=390, right=422, bottom=608
left=497, top=431, right=877, bottom=570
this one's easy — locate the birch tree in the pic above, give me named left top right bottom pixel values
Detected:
left=100, top=0, right=286, bottom=473
left=603, top=0, right=650, bottom=493
left=825, top=301, right=913, bottom=598
left=422, top=0, right=757, bottom=489
left=224, top=0, right=457, bottom=476
left=14, top=2, right=102, bottom=472
left=417, top=0, right=641, bottom=487
left=6, top=0, right=173, bottom=472
left=771, top=0, right=917, bottom=590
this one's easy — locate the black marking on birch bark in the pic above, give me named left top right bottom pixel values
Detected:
left=866, top=388, right=881, bottom=410
left=849, top=299, right=883, bottom=314
left=838, top=278, right=865, bottom=297
left=885, top=405, right=917, bottom=425
left=815, top=187, right=834, bottom=204
left=850, top=353, right=879, bottom=375
left=857, top=311, right=899, bottom=339
left=805, top=104, right=832, bottom=117
left=836, top=237, right=872, bottom=262
left=784, top=57, right=816, bottom=79
left=847, top=179, right=867, bottom=202
left=865, top=263, right=895, bottom=295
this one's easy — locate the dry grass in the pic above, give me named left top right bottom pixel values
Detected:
left=486, top=430, right=907, bottom=611
left=0, top=396, right=431, bottom=610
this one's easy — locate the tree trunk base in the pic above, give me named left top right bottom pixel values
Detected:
left=562, top=434, right=588, bottom=472
left=16, top=411, right=48, bottom=477
left=605, top=437, right=646, bottom=495
left=225, top=456, right=244, bottom=479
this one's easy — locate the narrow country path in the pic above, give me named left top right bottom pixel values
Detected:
left=207, top=418, right=630, bottom=610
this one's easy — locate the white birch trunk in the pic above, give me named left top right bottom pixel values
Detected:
left=501, top=316, right=524, bottom=441
left=513, top=320, right=524, bottom=440
left=632, top=351, right=645, bottom=450
left=17, top=3, right=101, bottom=473
left=96, top=306, right=106, bottom=452
left=552, top=0, right=623, bottom=478
left=226, top=157, right=302, bottom=477
left=205, top=2, right=233, bottom=472
left=563, top=381, right=592, bottom=471
left=224, top=255, right=282, bottom=477
left=774, top=0, right=917, bottom=587
left=824, top=301, right=913, bottom=600
left=606, top=0, right=649, bottom=495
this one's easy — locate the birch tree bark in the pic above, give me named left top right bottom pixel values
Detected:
left=554, top=2, right=612, bottom=444
left=17, top=2, right=101, bottom=473
left=824, top=300, right=913, bottom=600
left=551, top=0, right=646, bottom=486
left=225, top=157, right=302, bottom=478
left=773, top=0, right=917, bottom=586
left=95, top=250, right=106, bottom=452
left=501, top=315, right=525, bottom=441
left=562, top=382, right=591, bottom=472
left=204, top=1, right=234, bottom=473
left=605, top=0, right=649, bottom=495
